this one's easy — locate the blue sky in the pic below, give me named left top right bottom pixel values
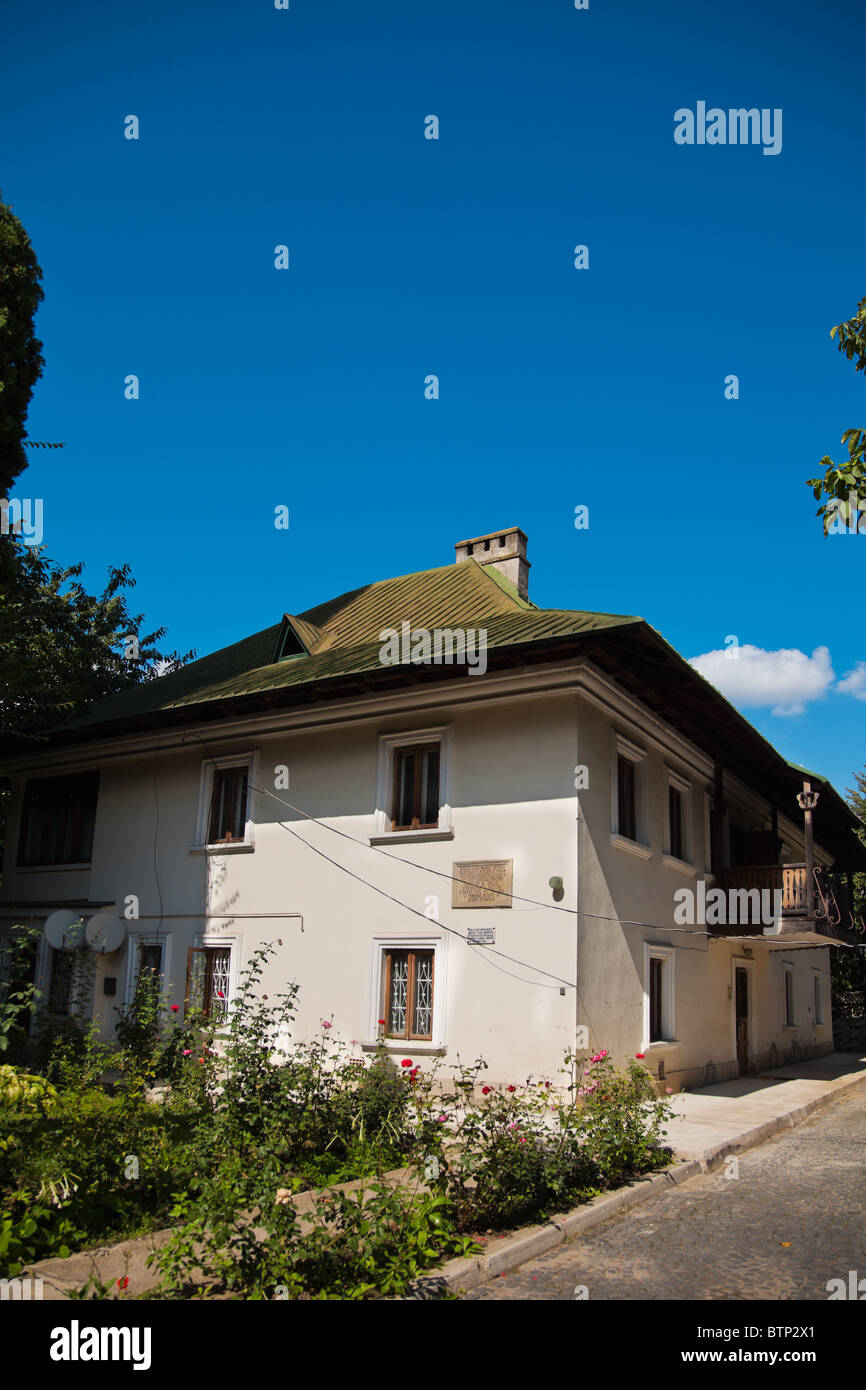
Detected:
left=2, top=0, right=864, bottom=801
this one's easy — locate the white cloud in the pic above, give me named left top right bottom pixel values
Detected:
left=688, top=644, right=835, bottom=714
left=837, top=662, right=866, bottom=701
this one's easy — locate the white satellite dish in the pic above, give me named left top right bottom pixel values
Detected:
left=85, top=912, right=126, bottom=955
left=43, top=910, right=86, bottom=951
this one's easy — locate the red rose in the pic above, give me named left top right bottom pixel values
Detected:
left=482, top=1086, right=491, bottom=1095
left=635, top=1052, right=646, bottom=1060
left=507, top=1085, right=516, bottom=1093
left=170, top=1005, right=179, bottom=1013
left=400, top=1059, right=413, bottom=1068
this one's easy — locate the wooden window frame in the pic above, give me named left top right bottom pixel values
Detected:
left=390, top=743, right=441, bottom=832
left=383, top=948, right=435, bottom=1041
left=185, top=945, right=232, bottom=1022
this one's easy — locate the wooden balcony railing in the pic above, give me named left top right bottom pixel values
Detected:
left=715, top=864, right=846, bottom=936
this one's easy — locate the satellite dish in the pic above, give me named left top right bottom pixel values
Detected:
left=44, top=910, right=86, bottom=951
left=85, top=912, right=126, bottom=955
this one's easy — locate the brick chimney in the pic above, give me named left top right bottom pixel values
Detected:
left=454, top=527, right=530, bottom=599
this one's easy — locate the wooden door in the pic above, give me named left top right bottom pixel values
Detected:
left=735, top=968, right=749, bottom=1075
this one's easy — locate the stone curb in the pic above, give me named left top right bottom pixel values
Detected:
left=410, top=1067, right=866, bottom=1296
left=407, top=1161, right=702, bottom=1296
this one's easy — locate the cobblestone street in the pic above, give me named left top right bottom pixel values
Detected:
left=464, top=1086, right=866, bottom=1301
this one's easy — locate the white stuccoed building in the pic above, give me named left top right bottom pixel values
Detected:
left=1, top=527, right=861, bottom=1090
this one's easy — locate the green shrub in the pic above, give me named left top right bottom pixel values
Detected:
left=0, top=1064, right=58, bottom=1111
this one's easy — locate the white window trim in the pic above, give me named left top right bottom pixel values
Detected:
left=663, top=768, right=693, bottom=868
left=192, top=752, right=258, bottom=852
left=611, top=732, right=650, bottom=849
left=812, top=970, right=825, bottom=1027
left=372, top=726, right=453, bottom=842
left=123, top=932, right=173, bottom=1007
left=365, top=934, right=447, bottom=1052
left=643, top=943, right=676, bottom=1049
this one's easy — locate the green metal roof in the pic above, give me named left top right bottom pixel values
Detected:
left=51, top=559, right=639, bottom=732
left=12, top=553, right=863, bottom=866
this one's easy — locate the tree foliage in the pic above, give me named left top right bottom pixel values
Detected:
left=0, top=193, right=44, bottom=496
left=807, top=295, right=866, bottom=535
left=0, top=534, right=195, bottom=743
left=830, top=766, right=866, bottom=1019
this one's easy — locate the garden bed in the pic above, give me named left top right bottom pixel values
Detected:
left=2, top=942, right=674, bottom=1300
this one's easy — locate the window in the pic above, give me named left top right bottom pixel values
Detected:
left=47, top=949, right=76, bottom=1016
left=126, top=937, right=166, bottom=1008
left=137, top=941, right=163, bottom=980
left=784, top=968, right=795, bottom=1026
left=373, top=728, right=453, bottom=840
left=383, top=948, right=435, bottom=1040
left=0, top=931, right=38, bottom=1030
left=195, top=756, right=255, bottom=850
left=664, top=771, right=692, bottom=864
left=17, top=772, right=99, bottom=866
left=612, top=735, right=647, bottom=847
left=185, top=945, right=232, bottom=1023
left=649, top=958, right=663, bottom=1041
left=644, top=945, right=675, bottom=1045
left=208, top=766, right=249, bottom=844
left=668, top=786, right=683, bottom=859
left=813, top=974, right=824, bottom=1026
left=618, top=756, right=637, bottom=841
left=391, top=745, right=440, bottom=831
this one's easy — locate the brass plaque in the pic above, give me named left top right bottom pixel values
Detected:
left=452, top=860, right=513, bottom=909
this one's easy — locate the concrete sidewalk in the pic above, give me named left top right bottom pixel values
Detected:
left=662, top=1050, right=866, bottom=1164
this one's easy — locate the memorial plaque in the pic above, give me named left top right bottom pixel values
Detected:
left=452, top=859, right=513, bottom=909
left=467, top=926, right=496, bottom=945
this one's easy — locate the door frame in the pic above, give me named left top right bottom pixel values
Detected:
left=730, top=955, right=757, bottom=1074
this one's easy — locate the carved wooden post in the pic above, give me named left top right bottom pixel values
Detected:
left=797, top=780, right=820, bottom=929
